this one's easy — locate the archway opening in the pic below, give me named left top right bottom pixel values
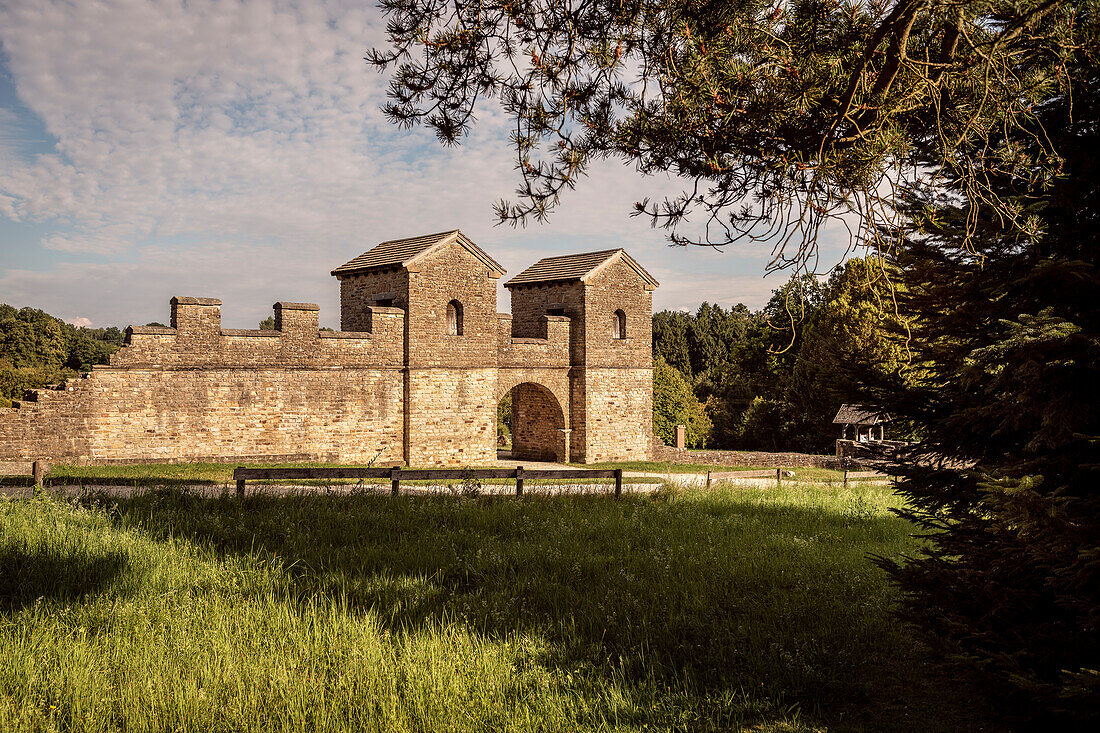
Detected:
left=496, top=383, right=567, bottom=463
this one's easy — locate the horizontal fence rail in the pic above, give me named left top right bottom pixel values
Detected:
left=0, top=460, right=48, bottom=486
left=706, top=468, right=785, bottom=488
left=233, top=466, right=624, bottom=498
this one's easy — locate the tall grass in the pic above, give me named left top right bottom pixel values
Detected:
left=0, top=484, right=994, bottom=731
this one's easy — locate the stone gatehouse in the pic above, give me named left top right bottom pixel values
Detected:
left=0, top=230, right=658, bottom=466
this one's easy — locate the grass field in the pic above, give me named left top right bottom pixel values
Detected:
left=0, top=482, right=995, bottom=731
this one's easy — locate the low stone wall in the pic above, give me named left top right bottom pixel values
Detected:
left=651, top=441, right=866, bottom=470
left=835, top=438, right=908, bottom=458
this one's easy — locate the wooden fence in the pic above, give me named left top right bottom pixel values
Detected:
left=0, top=460, right=48, bottom=486
left=705, top=468, right=785, bottom=489
left=232, top=466, right=624, bottom=498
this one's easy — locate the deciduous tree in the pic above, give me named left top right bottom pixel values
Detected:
left=653, top=355, right=713, bottom=447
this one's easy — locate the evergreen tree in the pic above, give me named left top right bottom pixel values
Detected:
left=869, top=46, right=1100, bottom=724
left=651, top=310, right=693, bottom=378
left=369, top=0, right=1076, bottom=255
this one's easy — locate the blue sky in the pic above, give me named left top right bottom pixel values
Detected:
left=0, top=0, right=852, bottom=329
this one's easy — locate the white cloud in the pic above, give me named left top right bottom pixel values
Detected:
left=0, top=0, right=853, bottom=326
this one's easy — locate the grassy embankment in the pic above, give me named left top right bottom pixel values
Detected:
left=0, top=482, right=995, bottom=732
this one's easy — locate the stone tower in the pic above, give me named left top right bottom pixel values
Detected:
left=332, top=230, right=506, bottom=465
left=504, top=249, right=657, bottom=462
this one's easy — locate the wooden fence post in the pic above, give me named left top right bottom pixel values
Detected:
left=32, top=460, right=45, bottom=488
left=236, top=477, right=246, bottom=496
left=614, top=469, right=623, bottom=498
left=776, top=468, right=781, bottom=485
left=843, top=470, right=849, bottom=489
left=515, top=466, right=524, bottom=497
left=390, top=466, right=401, bottom=496
left=706, top=471, right=712, bottom=490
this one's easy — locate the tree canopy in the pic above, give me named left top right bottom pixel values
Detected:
left=0, top=304, right=123, bottom=407
left=868, top=45, right=1100, bottom=721
left=651, top=257, right=906, bottom=452
left=652, top=355, right=713, bottom=447
left=367, top=4, right=1099, bottom=719
left=369, top=0, right=1082, bottom=265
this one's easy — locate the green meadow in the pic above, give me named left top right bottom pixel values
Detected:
left=0, top=481, right=995, bottom=731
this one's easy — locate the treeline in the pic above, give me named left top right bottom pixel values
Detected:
left=652, top=257, right=910, bottom=453
left=0, top=304, right=125, bottom=407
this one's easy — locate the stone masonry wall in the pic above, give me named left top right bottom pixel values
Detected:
left=1, top=241, right=658, bottom=468
left=580, top=368, right=652, bottom=463
left=582, top=258, right=654, bottom=370
left=0, top=298, right=406, bottom=464
left=576, top=258, right=655, bottom=462
left=338, top=268, right=410, bottom=333
left=402, top=242, right=504, bottom=465
left=508, top=281, right=587, bottom=362
left=496, top=315, right=571, bottom=371
left=0, top=368, right=404, bottom=464
left=405, top=368, right=497, bottom=466
left=651, top=440, right=866, bottom=470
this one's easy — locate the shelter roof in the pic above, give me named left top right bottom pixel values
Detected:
left=331, top=230, right=506, bottom=278
left=832, top=404, right=891, bottom=425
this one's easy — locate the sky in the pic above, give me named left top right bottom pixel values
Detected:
left=0, top=0, right=854, bottom=330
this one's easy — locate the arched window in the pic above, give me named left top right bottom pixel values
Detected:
left=446, top=300, right=463, bottom=335
left=612, top=309, right=626, bottom=339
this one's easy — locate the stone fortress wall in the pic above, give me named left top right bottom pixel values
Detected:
left=0, top=232, right=658, bottom=466
left=0, top=299, right=408, bottom=465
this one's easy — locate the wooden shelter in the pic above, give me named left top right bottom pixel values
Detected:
left=833, top=404, right=889, bottom=442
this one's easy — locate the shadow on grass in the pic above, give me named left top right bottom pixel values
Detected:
left=76, top=487, right=991, bottom=731
left=0, top=545, right=128, bottom=610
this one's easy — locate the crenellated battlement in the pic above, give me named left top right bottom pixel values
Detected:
left=113, top=299, right=405, bottom=369
left=496, top=313, right=571, bottom=369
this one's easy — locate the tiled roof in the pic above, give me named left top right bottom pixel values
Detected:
left=505, top=249, right=659, bottom=288
left=331, top=230, right=505, bottom=277
left=832, top=404, right=890, bottom=424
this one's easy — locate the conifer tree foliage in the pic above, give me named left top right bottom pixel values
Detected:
left=868, top=43, right=1100, bottom=723
left=372, top=0, right=1098, bottom=719
left=651, top=261, right=903, bottom=452
left=368, top=0, right=1079, bottom=261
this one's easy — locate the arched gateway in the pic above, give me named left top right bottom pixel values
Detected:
left=0, top=230, right=658, bottom=466
left=498, top=381, right=569, bottom=462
